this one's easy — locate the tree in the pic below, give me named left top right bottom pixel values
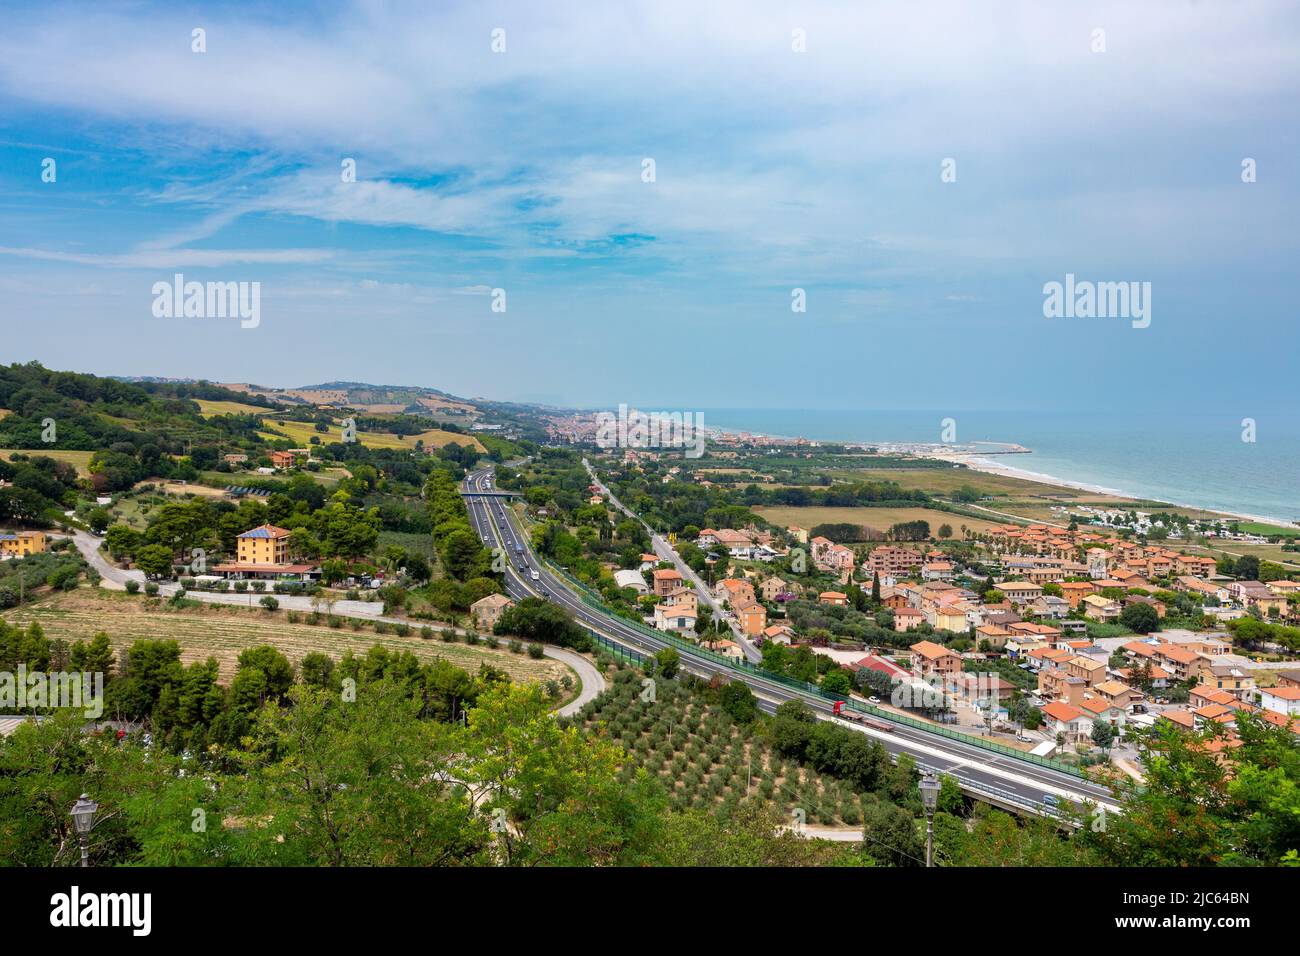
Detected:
left=1119, top=602, right=1159, bottom=635
left=104, top=524, right=142, bottom=558
left=820, top=668, right=852, bottom=696
left=655, top=646, right=680, bottom=679
left=135, top=544, right=174, bottom=579
left=1234, top=555, right=1261, bottom=581
left=719, top=681, right=758, bottom=724
left=85, top=507, right=112, bottom=534
left=937, top=524, right=953, bottom=540
left=1091, top=721, right=1115, bottom=751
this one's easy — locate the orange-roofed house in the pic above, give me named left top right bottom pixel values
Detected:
left=1041, top=701, right=1093, bottom=742
left=652, top=568, right=684, bottom=597
left=910, top=640, right=962, bottom=678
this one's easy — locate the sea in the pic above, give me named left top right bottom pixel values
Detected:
left=695, top=409, right=1300, bottom=528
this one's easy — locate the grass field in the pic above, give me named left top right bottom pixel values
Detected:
left=753, top=505, right=1004, bottom=536
left=0, top=448, right=95, bottom=476
left=196, top=398, right=276, bottom=417
left=5, top=589, right=571, bottom=686
left=259, top=417, right=484, bottom=452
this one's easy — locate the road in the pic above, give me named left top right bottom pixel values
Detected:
left=582, top=458, right=760, bottom=662
left=463, top=466, right=1121, bottom=821
left=61, top=530, right=604, bottom=714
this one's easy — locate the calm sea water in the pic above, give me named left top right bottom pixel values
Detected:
left=696, top=409, right=1300, bottom=526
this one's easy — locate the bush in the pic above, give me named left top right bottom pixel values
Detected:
left=527, top=643, right=545, bottom=659
left=420, top=625, right=434, bottom=640
left=250, top=581, right=266, bottom=592
left=233, top=580, right=248, bottom=593
left=261, top=595, right=280, bottom=611
left=144, top=582, right=159, bottom=596
left=509, top=640, right=523, bottom=654
left=124, top=580, right=140, bottom=594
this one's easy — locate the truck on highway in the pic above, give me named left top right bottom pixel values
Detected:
left=530, top=569, right=540, bottom=581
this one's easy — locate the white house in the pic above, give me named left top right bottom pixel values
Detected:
left=1260, top=686, right=1300, bottom=717
left=614, top=569, right=649, bottom=594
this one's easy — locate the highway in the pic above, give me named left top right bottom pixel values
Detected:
left=462, top=466, right=1122, bottom=821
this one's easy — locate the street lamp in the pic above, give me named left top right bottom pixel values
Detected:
left=918, top=774, right=940, bottom=868
left=70, top=793, right=98, bottom=867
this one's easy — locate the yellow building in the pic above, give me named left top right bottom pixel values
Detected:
left=236, top=524, right=292, bottom=565
left=0, top=530, right=46, bottom=557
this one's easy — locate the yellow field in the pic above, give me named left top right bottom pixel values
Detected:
left=753, top=505, right=1005, bottom=536
left=0, top=448, right=95, bottom=476
left=260, top=417, right=484, bottom=452
left=5, top=589, right=571, bottom=686
left=196, top=398, right=274, bottom=417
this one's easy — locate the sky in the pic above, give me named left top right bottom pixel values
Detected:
left=0, top=0, right=1297, bottom=411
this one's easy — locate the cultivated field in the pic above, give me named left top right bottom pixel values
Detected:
left=5, top=589, right=571, bottom=686
left=195, top=398, right=275, bottom=417
left=259, top=417, right=484, bottom=452
left=0, top=448, right=95, bottom=476
left=753, top=505, right=1004, bottom=536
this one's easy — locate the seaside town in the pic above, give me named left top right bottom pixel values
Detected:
left=557, top=443, right=1300, bottom=785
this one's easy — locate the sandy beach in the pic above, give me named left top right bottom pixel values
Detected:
left=927, top=450, right=1295, bottom=529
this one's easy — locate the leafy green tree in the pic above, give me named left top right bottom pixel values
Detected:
left=655, top=646, right=680, bottom=679
left=135, top=544, right=174, bottom=579
left=1119, top=602, right=1159, bottom=634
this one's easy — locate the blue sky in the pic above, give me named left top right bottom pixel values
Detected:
left=1, top=0, right=1297, bottom=411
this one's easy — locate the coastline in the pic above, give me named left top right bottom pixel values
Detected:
left=700, top=418, right=1296, bottom=530
left=925, top=450, right=1296, bottom=529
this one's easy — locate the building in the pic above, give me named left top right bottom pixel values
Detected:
left=471, top=593, right=515, bottom=630
left=0, top=530, right=46, bottom=557
left=613, top=569, right=649, bottom=594
left=760, top=576, right=790, bottom=602
left=1041, top=701, right=1094, bottom=743
left=819, top=591, right=849, bottom=606
left=237, top=524, right=292, bottom=565
left=652, top=568, right=684, bottom=597
left=893, top=607, right=925, bottom=632
left=1260, top=685, right=1300, bottom=717
left=862, top=546, right=922, bottom=578
left=1081, top=593, right=1121, bottom=622
left=909, top=640, right=962, bottom=678
left=270, top=450, right=297, bottom=469
left=762, top=623, right=796, bottom=645
left=653, top=601, right=697, bottom=634
left=716, top=577, right=757, bottom=607
left=735, top=601, right=767, bottom=638
left=997, top=581, right=1045, bottom=605
left=1058, top=581, right=1097, bottom=608
left=212, top=523, right=318, bottom=581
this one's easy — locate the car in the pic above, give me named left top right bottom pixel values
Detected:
left=530, top=570, right=540, bottom=581
left=1042, top=794, right=1059, bottom=809
left=868, top=696, right=881, bottom=703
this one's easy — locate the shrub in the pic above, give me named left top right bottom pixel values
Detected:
left=144, top=582, right=159, bottom=596
left=527, top=642, right=545, bottom=659
left=124, top=580, right=140, bottom=594
left=260, top=595, right=280, bottom=611
left=233, top=581, right=248, bottom=593
left=420, top=626, right=434, bottom=640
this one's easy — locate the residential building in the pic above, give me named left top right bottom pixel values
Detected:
left=909, top=640, right=962, bottom=678
left=471, top=593, right=515, bottom=630
left=0, top=530, right=46, bottom=557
